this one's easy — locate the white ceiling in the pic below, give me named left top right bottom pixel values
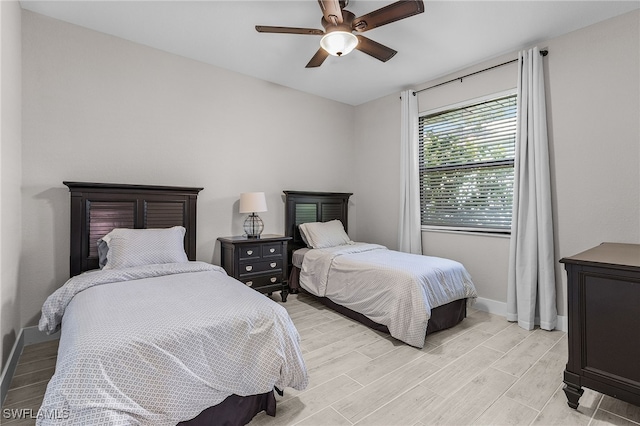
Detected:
left=20, top=1, right=640, bottom=106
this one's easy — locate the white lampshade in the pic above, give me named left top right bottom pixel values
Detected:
left=239, top=192, right=267, bottom=213
left=320, top=31, right=358, bottom=57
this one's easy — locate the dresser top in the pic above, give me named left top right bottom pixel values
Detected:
left=560, top=242, right=640, bottom=269
left=217, top=234, right=291, bottom=244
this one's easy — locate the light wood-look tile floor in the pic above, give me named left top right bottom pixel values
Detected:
left=2, top=339, right=58, bottom=425
left=3, top=292, right=639, bottom=426
left=250, top=293, right=640, bottom=426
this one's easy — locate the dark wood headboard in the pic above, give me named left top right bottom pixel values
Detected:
left=64, top=182, right=203, bottom=277
left=283, top=190, right=352, bottom=271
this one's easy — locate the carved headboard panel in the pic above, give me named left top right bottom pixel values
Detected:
left=64, top=182, right=203, bottom=277
left=283, top=190, right=352, bottom=272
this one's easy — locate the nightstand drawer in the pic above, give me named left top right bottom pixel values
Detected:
left=239, top=274, right=282, bottom=289
left=239, top=245, right=262, bottom=260
left=262, top=243, right=283, bottom=258
left=239, top=259, right=282, bottom=275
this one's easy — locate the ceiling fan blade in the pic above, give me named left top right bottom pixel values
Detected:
left=352, top=0, right=424, bottom=33
left=317, top=0, right=343, bottom=25
left=306, top=48, right=330, bottom=68
left=255, top=25, right=324, bottom=35
left=355, top=35, right=397, bottom=62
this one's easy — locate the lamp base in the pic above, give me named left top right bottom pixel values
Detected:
left=244, top=213, right=264, bottom=238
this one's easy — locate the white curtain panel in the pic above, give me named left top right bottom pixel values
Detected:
left=507, top=47, right=557, bottom=331
left=398, top=90, right=422, bottom=254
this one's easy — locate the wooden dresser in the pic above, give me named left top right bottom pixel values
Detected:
left=218, top=235, right=291, bottom=302
left=560, top=243, right=640, bottom=409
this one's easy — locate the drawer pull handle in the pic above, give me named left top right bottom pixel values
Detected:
left=245, top=266, right=253, bottom=272
left=269, top=248, right=275, bottom=253
left=246, top=281, right=253, bottom=287
left=247, top=250, right=253, bottom=255
left=270, top=277, right=277, bottom=283
left=270, top=262, right=276, bottom=268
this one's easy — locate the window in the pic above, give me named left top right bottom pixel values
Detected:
left=418, top=92, right=517, bottom=233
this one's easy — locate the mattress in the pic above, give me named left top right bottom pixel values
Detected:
left=292, top=247, right=310, bottom=268
left=38, top=261, right=308, bottom=425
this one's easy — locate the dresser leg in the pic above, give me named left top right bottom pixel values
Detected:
left=563, top=383, right=583, bottom=409
left=281, top=289, right=288, bottom=302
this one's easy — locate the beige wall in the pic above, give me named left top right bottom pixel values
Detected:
left=1, top=1, right=23, bottom=366
left=546, top=9, right=640, bottom=263
left=20, top=11, right=355, bottom=327
left=10, top=7, right=640, bottom=362
left=352, top=10, right=640, bottom=319
left=352, top=94, right=401, bottom=248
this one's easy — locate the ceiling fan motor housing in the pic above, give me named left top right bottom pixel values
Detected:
left=256, top=0, right=425, bottom=67
left=321, top=10, right=355, bottom=31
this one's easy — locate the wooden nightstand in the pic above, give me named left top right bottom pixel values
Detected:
left=218, top=234, right=291, bottom=302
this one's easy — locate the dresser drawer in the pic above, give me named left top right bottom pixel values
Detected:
left=238, top=274, right=283, bottom=289
left=239, top=245, right=262, bottom=260
left=239, top=259, right=283, bottom=275
left=262, top=243, right=283, bottom=258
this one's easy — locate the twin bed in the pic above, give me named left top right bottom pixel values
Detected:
left=38, top=183, right=308, bottom=426
left=38, top=184, right=476, bottom=425
left=284, top=191, right=477, bottom=348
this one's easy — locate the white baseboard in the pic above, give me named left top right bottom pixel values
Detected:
left=473, top=297, right=508, bottom=316
left=0, top=329, right=24, bottom=407
left=473, top=297, right=567, bottom=332
left=0, top=326, right=59, bottom=407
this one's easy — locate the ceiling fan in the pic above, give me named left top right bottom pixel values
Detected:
left=255, top=0, right=425, bottom=68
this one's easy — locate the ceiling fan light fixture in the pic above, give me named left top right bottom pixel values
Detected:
left=320, top=31, right=358, bottom=56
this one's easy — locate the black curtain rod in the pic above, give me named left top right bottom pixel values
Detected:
left=413, top=49, right=548, bottom=95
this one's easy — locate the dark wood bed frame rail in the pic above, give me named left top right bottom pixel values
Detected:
left=64, top=181, right=203, bottom=277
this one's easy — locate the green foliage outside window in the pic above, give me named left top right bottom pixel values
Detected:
left=419, top=94, right=517, bottom=232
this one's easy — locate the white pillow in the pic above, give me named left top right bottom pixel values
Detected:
left=298, top=220, right=352, bottom=249
left=101, top=226, right=188, bottom=270
left=298, top=225, right=310, bottom=247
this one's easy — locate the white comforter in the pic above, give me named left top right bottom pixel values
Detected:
left=38, top=262, right=308, bottom=425
left=299, top=244, right=477, bottom=348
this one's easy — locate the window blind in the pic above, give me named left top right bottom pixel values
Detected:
left=419, top=94, right=517, bottom=232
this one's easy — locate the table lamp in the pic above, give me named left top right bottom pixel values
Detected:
left=239, top=192, right=267, bottom=238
